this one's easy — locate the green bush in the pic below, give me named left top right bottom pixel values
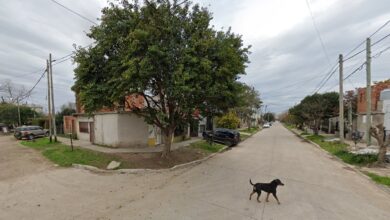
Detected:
left=216, top=111, right=240, bottom=129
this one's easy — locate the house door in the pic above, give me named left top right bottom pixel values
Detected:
left=89, top=122, right=95, bottom=143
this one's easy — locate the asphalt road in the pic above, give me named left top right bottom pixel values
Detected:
left=1, top=123, right=390, bottom=219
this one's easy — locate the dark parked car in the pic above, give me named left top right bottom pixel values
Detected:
left=202, top=128, right=240, bottom=147
left=14, top=126, right=48, bottom=140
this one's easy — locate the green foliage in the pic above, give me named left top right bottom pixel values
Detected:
left=263, top=112, right=275, bottom=122
left=0, top=103, right=41, bottom=125
left=73, top=0, right=250, bottom=155
left=287, top=92, right=338, bottom=131
left=364, top=172, right=390, bottom=187
left=21, top=138, right=115, bottom=168
left=216, top=111, right=240, bottom=129
left=234, top=83, right=261, bottom=127
left=191, top=140, right=224, bottom=153
left=306, top=135, right=377, bottom=166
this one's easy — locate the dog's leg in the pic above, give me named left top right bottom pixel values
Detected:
left=256, top=191, right=261, bottom=203
left=272, top=192, right=280, bottom=205
left=249, top=191, right=255, bottom=200
left=266, top=193, right=270, bottom=202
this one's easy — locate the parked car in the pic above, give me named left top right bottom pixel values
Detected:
left=14, top=126, right=48, bottom=140
left=202, top=128, right=240, bottom=147
left=263, top=123, right=271, bottom=128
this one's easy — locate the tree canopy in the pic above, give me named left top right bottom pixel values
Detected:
left=0, top=103, right=41, bottom=126
left=287, top=92, right=339, bottom=134
left=73, top=0, right=250, bottom=157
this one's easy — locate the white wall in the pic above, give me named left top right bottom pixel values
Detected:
left=94, top=113, right=119, bottom=147
left=93, top=113, right=149, bottom=148
left=117, top=113, right=148, bottom=147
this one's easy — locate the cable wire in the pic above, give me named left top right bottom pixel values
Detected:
left=372, top=32, right=390, bottom=47
left=50, top=0, right=98, bottom=25
left=305, top=0, right=331, bottom=65
left=345, top=18, right=390, bottom=57
left=24, top=70, right=47, bottom=97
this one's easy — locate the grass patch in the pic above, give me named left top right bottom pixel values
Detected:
left=21, top=137, right=115, bottom=168
left=239, top=127, right=260, bottom=134
left=284, top=124, right=295, bottom=130
left=240, top=133, right=250, bottom=141
left=300, top=131, right=310, bottom=136
left=364, top=172, right=390, bottom=187
left=190, top=140, right=224, bottom=153
left=306, top=135, right=377, bottom=166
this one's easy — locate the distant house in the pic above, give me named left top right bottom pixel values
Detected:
left=356, top=79, right=390, bottom=142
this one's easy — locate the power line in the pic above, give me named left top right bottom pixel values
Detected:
left=12, top=67, right=47, bottom=78
left=343, top=48, right=365, bottom=62
left=53, top=57, right=72, bottom=66
left=305, top=0, right=331, bottom=65
left=372, top=32, right=390, bottom=47
left=24, top=70, right=47, bottom=97
left=345, top=19, right=390, bottom=57
left=311, top=62, right=339, bottom=94
left=50, top=0, right=98, bottom=25
left=52, top=42, right=94, bottom=64
left=343, top=62, right=365, bottom=81
left=372, top=45, right=390, bottom=58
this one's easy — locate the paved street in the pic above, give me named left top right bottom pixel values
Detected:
left=1, top=123, right=390, bottom=219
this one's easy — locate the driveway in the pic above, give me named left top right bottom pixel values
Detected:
left=0, top=135, right=53, bottom=181
left=1, top=123, right=390, bottom=219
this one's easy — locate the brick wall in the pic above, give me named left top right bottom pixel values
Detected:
left=357, top=80, right=390, bottom=113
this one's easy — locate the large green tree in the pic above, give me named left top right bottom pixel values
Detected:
left=73, top=0, right=250, bottom=157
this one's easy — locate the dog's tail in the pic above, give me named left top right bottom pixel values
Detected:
left=249, top=179, right=254, bottom=186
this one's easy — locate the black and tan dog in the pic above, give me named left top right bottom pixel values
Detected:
left=249, top=179, right=284, bottom=204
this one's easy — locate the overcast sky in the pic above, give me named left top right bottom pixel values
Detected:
left=0, top=0, right=389, bottom=114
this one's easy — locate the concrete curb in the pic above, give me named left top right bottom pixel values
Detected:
left=283, top=124, right=390, bottom=195
left=72, top=146, right=229, bottom=174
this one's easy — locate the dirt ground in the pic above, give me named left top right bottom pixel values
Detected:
left=113, top=147, right=209, bottom=169
left=0, top=135, right=53, bottom=181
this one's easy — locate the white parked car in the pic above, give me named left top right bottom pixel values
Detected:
left=263, top=123, right=271, bottom=128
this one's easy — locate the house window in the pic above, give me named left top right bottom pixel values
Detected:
left=79, top=122, right=89, bottom=133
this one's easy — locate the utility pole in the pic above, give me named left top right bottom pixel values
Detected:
left=47, top=60, right=52, bottom=142
left=49, top=54, right=57, bottom=142
left=366, top=38, right=372, bottom=146
left=339, top=54, right=344, bottom=143
left=348, top=101, right=353, bottom=140
left=17, top=98, right=21, bottom=126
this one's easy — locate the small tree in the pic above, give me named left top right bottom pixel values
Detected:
left=216, top=111, right=240, bottom=129
left=370, top=124, right=389, bottom=166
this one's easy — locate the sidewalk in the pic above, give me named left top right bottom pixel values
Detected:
left=57, top=136, right=201, bottom=154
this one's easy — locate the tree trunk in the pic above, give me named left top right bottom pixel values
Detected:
left=247, top=117, right=251, bottom=129
left=313, top=120, right=319, bottom=135
left=369, top=124, right=388, bottom=165
left=161, top=128, right=174, bottom=158
left=377, top=144, right=387, bottom=164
